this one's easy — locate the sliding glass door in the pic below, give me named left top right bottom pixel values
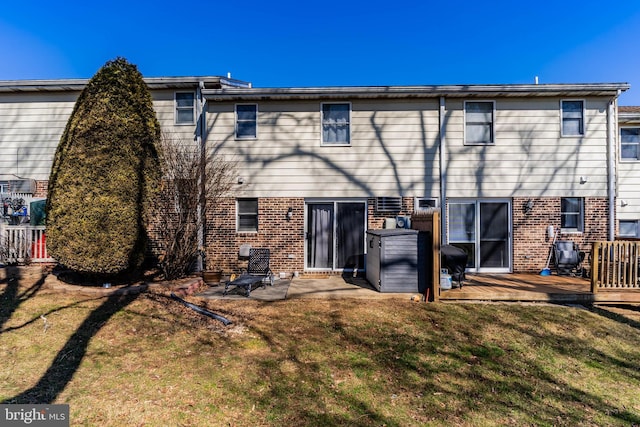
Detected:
left=306, top=201, right=366, bottom=271
left=448, top=199, right=511, bottom=272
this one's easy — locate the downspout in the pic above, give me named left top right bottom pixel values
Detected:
left=607, top=90, right=621, bottom=241
left=439, top=96, right=447, bottom=244
left=196, top=80, right=206, bottom=271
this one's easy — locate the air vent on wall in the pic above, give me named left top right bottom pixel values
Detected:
left=376, top=197, right=402, bottom=213
left=8, top=179, right=36, bottom=194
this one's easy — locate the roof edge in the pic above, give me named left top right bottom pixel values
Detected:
left=0, top=76, right=251, bottom=92
left=204, top=83, right=630, bottom=101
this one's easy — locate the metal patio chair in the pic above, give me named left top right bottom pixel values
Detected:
left=223, top=248, right=274, bottom=297
left=553, top=241, right=585, bottom=276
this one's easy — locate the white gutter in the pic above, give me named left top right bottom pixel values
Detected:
left=439, top=96, right=447, bottom=244
left=607, top=90, right=621, bottom=241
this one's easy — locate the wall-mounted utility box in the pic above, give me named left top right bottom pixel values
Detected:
left=366, top=229, right=419, bottom=293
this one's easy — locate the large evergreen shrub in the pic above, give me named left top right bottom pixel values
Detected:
left=46, top=58, right=161, bottom=275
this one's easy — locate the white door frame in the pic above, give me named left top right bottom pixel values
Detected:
left=304, top=198, right=368, bottom=272
left=447, top=198, right=512, bottom=273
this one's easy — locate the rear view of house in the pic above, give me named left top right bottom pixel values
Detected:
left=202, top=83, right=628, bottom=276
left=0, top=76, right=631, bottom=278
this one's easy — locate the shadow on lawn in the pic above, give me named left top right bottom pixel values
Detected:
left=1, top=291, right=139, bottom=404
left=589, top=304, right=640, bottom=330
left=0, top=267, right=46, bottom=333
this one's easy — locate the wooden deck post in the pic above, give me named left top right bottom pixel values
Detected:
left=591, top=241, right=600, bottom=294
left=432, top=210, right=441, bottom=302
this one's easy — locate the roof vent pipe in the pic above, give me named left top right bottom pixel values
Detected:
left=535, top=76, right=539, bottom=85
left=227, top=72, right=232, bottom=79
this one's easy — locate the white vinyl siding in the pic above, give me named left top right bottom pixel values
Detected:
left=0, top=93, right=78, bottom=181
left=208, top=99, right=441, bottom=198
left=561, top=100, right=585, bottom=137
left=464, top=101, right=494, bottom=144
left=445, top=97, right=609, bottom=198
left=0, top=89, right=199, bottom=181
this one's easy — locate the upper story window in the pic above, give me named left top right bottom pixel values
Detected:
left=561, top=100, right=584, bottom=136
left=175, top=92, right=195, bottom=125
left=237, top=198, right=258, bottom=233
left=621, top=127, right=640, bottom=160
left=235, top=104, right=258, bottom=139
left=561, top=197, right=584, bottom=233
left=322, top=103, right=350, bottom=145
left=464, top=101, right=495, bottom=144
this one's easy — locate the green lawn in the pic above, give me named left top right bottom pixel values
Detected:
left=1, top=268, right=640, bottom=426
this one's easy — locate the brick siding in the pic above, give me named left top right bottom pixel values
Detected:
left=512, top=197, right=608, bottom=273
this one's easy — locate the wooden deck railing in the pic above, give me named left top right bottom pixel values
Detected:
left=0, top=224, right=53, bottom=264
left=591, top=241, right=640, bottom=292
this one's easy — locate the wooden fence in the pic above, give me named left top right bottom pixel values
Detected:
left=591, top=241, right=640, bottom=292
left=0, top=224, right=53, bottom=264
left=411, top=209, right=441, bottom=302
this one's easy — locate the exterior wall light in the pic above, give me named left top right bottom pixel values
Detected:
left=524, top=199, right=534, bottom=214
left=286, top=207, right=293, bottom=221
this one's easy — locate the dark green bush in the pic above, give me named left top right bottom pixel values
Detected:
left=46, top=57, right=161, bottom=275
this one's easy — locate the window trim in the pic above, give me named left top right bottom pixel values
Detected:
left=235, top=103, right=258, bottom=140
left=620, top=126, right=640, bottom=161
left=560, top=99, right=585, bottom=137
left=237, top=198, right=259, bottom=233
left=415, top=197, right=438, bottom=211
left=464, top=100, right=496, bottom=145
left=321, top=102, right=351, bottom=146
left=174, top=92, right=196, bottom=125
left=560, top=197, right=584, bottom=233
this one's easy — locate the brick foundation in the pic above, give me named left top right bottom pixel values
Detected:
left=512, top=197, right=608, bottom=273
left=205, top=197, right=305, bottom=275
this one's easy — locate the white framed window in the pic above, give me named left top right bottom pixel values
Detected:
left=0, top=182, right=8, bottom=193
left=621, top=127, right=640, bottom=160
left=415, top=197, right=438, bottom=211
left=321, top=103, right=351, bottom=145
left=235, top=104, right=258, bottom=139
left=237, top=198, right=258, bottom=232
left=561, top=100, right=584, bottom=136
left=619, top=220, right=640, bottom=238
left=561, top=197, right=584, bottom=233
left=175, top=92, right=195, bottom=125
left=464, top=101, right=495, bottom=144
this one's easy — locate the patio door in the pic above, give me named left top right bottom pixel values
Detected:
left=306, top=201, right=366, bottom=271
left=448, top=199, right=511, bottom=272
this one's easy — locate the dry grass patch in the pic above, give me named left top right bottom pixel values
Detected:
left=1, top=267, right=640, bottom=426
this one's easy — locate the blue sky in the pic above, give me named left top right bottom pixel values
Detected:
left=2, top=0, right=640, bottom=105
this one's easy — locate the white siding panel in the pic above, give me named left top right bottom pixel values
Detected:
left=0, top=93, right=78, bottom=180
left=208, top=100, right=441, bottom=198
left=444, top=97, right=610, bottom=198
left=618, top=163, right=640, bottom=220
left=0, top=88, right=197, bottom=181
